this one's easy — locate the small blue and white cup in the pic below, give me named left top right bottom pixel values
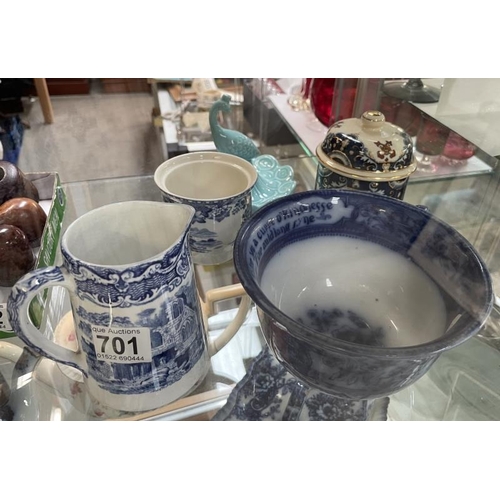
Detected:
left=154, top=152, right=258, bottom=266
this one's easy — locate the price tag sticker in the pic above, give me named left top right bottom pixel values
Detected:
left=91, top=325, right=152, bottom=364
left=0, top=303, right=13, bottom=332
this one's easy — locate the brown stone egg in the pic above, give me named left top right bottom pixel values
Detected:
left=0, top=161, right=39, bottom=205
left=0, top=224, right=35, bottom=287
left=0, top=198, right=47, bottom=247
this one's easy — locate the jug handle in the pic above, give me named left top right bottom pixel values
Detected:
left=200, top=283, right=251, bottom=357
left=0, top=341, right=24, bottom=365
left=7, top=266, right=88, bottom=375
left=1, top=284, right=251, bottom=370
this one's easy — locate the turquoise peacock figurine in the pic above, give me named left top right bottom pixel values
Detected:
left=209, top=94, right=261, bottom=162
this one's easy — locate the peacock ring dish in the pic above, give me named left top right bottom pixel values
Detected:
left=212, top=347, right=389, bottom=421
left=233, top=189, right=493, bottom=400
left=250, top=154, right=297, bottom=211
left=315, top=110, right=416, bottom=200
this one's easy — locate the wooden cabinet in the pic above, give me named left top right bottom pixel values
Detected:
left=45, top=79, right=90, bottom=95
left=100, top=79, right=150, bottom=93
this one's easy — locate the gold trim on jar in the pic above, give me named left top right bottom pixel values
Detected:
left=316, top=145, right=417, bottom=182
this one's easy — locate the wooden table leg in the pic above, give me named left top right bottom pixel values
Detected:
left=33, top=78, right=54, bottom=124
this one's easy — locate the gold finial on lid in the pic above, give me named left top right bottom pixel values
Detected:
left=361, top=110, right=386, bottom=127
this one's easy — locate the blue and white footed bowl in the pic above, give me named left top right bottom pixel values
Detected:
left=251, top=155, right=296, bottom=211
left=233, top=190, right=494, bottom=400
left=213, top=346, right=389, bottom=421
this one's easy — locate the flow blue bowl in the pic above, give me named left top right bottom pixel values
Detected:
left=233, top=189, right=493, bottom=400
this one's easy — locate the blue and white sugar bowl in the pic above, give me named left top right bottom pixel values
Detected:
left=315, top=110, right=417, bottom=200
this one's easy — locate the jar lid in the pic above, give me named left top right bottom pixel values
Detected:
left=316, top=110, right=416, bottom=181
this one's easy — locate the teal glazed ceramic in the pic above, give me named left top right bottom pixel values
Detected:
left=251, top=154, right=296, bottom=211
left=210, top=94, right=261, bottom=162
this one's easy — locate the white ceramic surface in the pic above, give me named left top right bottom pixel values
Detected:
left=260, top=235, right=448, bottom=347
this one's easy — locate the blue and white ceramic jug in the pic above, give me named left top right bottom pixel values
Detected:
left=7, top=201, right=249, bottom=413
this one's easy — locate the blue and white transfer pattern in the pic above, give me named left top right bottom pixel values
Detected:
left=212, top=347, right=389, bottom=421
left=161, top=191, right=252, bottom=260
left=74, top=280, right=205, bottom=395
left=61, top=235, right=191, bottom=307
left=315, top=112, right=416, bottom=200
left=315, top=163, right=409, bottom=199
left=320, top=129, right=414, bottom=173
left=8, top=232, right=207, bottom=397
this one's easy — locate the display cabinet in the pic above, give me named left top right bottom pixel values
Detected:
left=1, top=78, right=500, bottom=421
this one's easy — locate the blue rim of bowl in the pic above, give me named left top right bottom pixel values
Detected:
left=233, top=189, right=494, bottom=360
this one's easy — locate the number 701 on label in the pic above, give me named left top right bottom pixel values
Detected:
left=92, top=326, right=152, bottom=364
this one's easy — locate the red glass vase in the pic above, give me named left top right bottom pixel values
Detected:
left=310, top=78, right=359, bottom=126
left=310, top=78, right=335, bottom=126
